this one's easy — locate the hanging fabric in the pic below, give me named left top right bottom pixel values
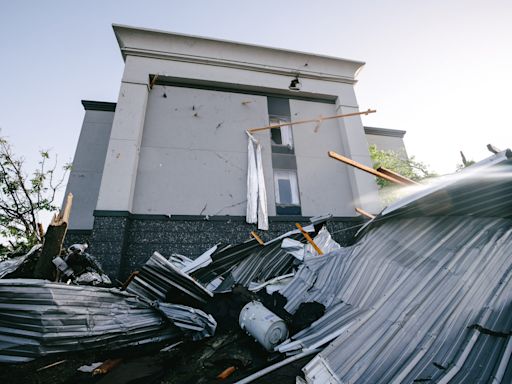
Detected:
left=246, top=134, right=258, bottom=224
left=246, top=133, right=269, bottom=230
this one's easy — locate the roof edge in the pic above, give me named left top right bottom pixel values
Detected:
left=81, top=100, right=116, bottom=112
left=364, top=126, right=406, bottom=138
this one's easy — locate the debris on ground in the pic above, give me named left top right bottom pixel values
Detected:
left=0, top=149, right=511, bottom=383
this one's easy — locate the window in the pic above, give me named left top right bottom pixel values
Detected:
left=274, top=169, right=300, bottom=206
left=270, top=118, right=293, bottom=149
left=268, top=96, right=301, bottom=215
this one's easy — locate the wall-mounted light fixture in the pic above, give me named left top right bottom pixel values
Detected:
left=289, top=76, right=301, bottom=91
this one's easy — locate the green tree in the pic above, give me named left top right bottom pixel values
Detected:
left=368, top=144, right=436, bottom=188
left=0, top=135, right=70, bottom=254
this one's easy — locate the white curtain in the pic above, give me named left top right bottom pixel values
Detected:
left=246, top=134, right=269, bottom=230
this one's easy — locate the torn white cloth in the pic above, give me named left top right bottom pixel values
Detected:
left=246, top=135, right=258, bottom=224
left=246, top=134, right=269, bottom=230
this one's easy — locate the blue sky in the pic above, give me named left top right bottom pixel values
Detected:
left=1, top=0, right=511, bottom=194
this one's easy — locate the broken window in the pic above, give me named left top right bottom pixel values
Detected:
left=268, top=97, right=293, bottom=150
left=270, top=118, right=293, bottom=149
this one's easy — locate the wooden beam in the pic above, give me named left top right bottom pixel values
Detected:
left=328, top=151, right=407, bottom=186
left=248, top=109, right=376, bottom=133
left=250, top=231, right=265, bottom=246
left=149, top=74, right=159, bottom=89
left=121, top=271, right=139, bottom=291
left=355, top=207, right=376, bottom=219
left=376, top=167, right=419, bottom=185
left=295, top=223, right=323, bottom=255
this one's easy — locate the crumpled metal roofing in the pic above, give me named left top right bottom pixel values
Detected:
left=215, top=233, right=302, bottom=292
left=126, top=251, right=213, bottom=303
left=379, top=149, right=512, bottom=220
left=0, top=245, right=41, bottom=278
left=0, top=279, right=182, bottom=363
left=269, top=151, right=512, bottom=383
left=298, top=216, right=512, bottom=383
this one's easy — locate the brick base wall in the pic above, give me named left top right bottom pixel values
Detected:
left=77, top=212, right=364, bottom=280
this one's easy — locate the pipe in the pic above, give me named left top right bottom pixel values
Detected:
left=234, top=349, right=320, bottom=384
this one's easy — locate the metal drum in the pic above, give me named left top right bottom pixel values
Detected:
left=239, top=301, right=288, bottom=351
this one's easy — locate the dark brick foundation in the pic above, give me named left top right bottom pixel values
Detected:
left=64, top=230, right=92, bottom=249
left=84, top=212, right=365, bottom=280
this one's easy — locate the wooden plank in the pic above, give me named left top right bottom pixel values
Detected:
left=376, top=167, right=419, bottom=185
left=36, top=359, right=67, bottom=372
left=149, top=74, right=159, bottom=89
left=250, top=231, right=265, bottom=246
left=121, top=271, right=139, bottom=291
left=355, top=207, right=376, bottom=219
left=328, top=151, right=407, bottom=186
left=248, top=109, right=376, bottom=133
left=295, top=223, right=323, bottom=255
left=34, top=192, right=73, bottom=279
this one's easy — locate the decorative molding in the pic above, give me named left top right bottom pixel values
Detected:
left=364, top=126, right=406, bottom=138
left=122, top=47, right=359, bottom=85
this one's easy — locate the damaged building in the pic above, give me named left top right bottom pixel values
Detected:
left=63, top=24, right=407, bottom=278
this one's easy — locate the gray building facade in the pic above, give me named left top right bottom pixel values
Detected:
left=64, top=25, right=406, bottom=278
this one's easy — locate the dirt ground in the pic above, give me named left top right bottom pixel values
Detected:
left=0, top=329, right=312, bottom=384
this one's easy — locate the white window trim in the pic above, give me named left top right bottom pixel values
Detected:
left=274, top=169, right=300, bottom=206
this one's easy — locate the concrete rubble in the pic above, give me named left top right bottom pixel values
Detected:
left=0, top=149, right=511, bottom=383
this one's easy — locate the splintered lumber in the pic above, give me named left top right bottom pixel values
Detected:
left=376, top=167, right=419, bottom=185
left=250, top=231, right=265, bottom=246
left=34, top=193, right=73, bottom=279
left=248, top=109, right=376, bottom=133
left=355, top=207, right=376, bottom=219
left=296, top=223, right=323, bottom=255
left=328, top=151, right=408, bottom=186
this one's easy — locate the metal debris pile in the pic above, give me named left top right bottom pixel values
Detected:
left=1, top=149, right=512, bottom=383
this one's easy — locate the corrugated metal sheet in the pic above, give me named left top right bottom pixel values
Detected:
left=0, top=245, right=41, bottom=278
left=191, top=240, right=261, bottom=285
left=379, top=149, right=512, bottom=220
left=293, top=216, right=512, bottom=383
left=0, top=279, right=182, bottom=363
left=126, top=251, right=213, bottom=303
left=216, top=233, right=302, bottom=292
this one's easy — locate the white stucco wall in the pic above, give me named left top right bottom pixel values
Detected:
left=94, top=24, right=382, bottom=218
left=132, top=85, right=275, bottom=216
left=366, top=133, right=407, bottom=155
left=65, top=108, right=114, bottom=229
left=290, top=100, right=355, bottom=216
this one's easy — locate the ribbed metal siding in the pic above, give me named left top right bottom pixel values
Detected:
left=296, top=216, right=512, bottom=383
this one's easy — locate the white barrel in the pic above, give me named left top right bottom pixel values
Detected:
left=239, top=301, right=288, bottom=351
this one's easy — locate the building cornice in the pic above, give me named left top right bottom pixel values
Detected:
left=364, top=126, right=406, bottom=138
left=112, top=24, right=364, bottom=84
left=81, top=100, right=116, bottom=112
